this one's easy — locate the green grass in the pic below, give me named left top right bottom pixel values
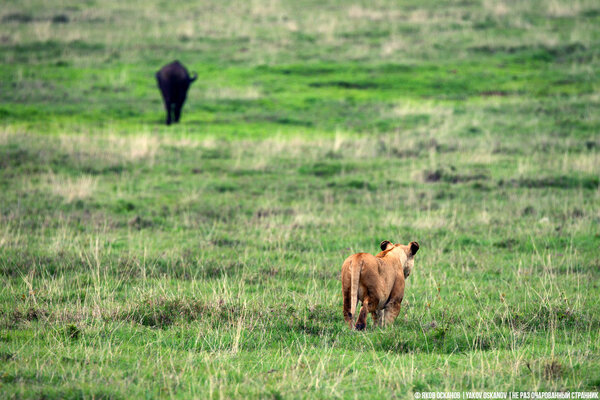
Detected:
left=1, top=0, right=600, bottom=398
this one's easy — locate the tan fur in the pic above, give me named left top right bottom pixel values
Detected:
left=341, top=240, right=419, bottom=330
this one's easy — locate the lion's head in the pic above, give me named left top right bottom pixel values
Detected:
left=379, top=240, right=419, bottom=278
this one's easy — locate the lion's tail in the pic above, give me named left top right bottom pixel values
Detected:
left=349, top=258, right=362, bottom=319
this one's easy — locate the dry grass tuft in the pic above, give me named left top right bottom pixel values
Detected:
left=347, top=5, right=386, bottom=21
left=543, top=359, right=564, bottom=380
left=57, top=134, right=159, bottom=164
left=203, top=86, right=262, bottom=100
left=49, top=173, right=97, bottom=203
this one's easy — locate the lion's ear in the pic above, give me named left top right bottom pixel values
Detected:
left=409, top=241, right=419, bottom=255
left=380, top=240, right=393, bottom=251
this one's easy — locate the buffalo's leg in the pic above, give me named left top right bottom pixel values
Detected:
left=166, top=105, right=173, bottom=125
left=162, top=99, right=172, bottom=125
left=173, top=101, right=182, bottom=123
left=157, top=77, right=172, bottom=126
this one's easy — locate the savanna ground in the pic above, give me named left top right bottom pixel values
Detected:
left=1, top=0, right=599, bottom=398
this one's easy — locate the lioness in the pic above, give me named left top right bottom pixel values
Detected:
left=341, top=240, right=419, bottom=330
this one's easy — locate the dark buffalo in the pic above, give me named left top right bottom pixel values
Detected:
left=156, top=61, right=197, bottom=125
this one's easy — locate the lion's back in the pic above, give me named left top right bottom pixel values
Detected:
left=341, top=252, right=379, bottom=280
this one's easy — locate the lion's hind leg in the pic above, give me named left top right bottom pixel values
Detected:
left=355, top=300, right=368, bottom=331
left=356, top=298, right=378, bottom=330
left=371, top=309, right=385, bottom=327
left=342, top=286, right=355, bottom=329
left=382, top=298, right=403, bottom=326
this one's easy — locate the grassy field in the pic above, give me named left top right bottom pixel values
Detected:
left=1, top=0, right=599, bottom=398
